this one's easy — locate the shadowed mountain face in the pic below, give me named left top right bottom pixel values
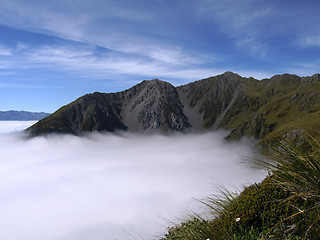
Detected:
left=27, top=79, right=191, bottom=136
left=26, top=72, right=320, bottom=145
left=120, top=79, right=190, bottom=132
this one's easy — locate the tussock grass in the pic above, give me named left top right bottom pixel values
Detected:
left=261, top=133, right=320, bottom=199
left=162, top=133, right=320, bottom=239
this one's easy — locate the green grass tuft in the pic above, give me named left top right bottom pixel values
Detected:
left=162, top=133, right=320, bottom=239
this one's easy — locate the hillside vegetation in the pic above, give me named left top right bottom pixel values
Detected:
left=26, top=72, right=320, bottom=148
left=22, top=72, right=320, bottom=239
left=162, top=133, right=320, bottom=239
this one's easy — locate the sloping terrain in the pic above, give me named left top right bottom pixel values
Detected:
left=27, top=79, right=191, bottom=136
left=26, top=72, right=320, bottom=145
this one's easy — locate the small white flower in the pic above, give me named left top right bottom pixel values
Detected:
left=235, top=217, right=241, bottom=222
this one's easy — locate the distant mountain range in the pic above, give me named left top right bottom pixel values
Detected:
left=0, top=110, right=50, bottom=121
left=26, top=72, right=320, bottom=146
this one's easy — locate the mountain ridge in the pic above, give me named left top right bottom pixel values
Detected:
left=26, top=72, right=320, bottom=145
left=0, top=110, right=50, bottom=121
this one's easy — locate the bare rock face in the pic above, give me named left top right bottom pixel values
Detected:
left=121, top=79, right=190, bottom=132
left=26, top=92, right=127, bottom=136
left=26, top=79, right=191, bottom=136
left=26, top=71, right=320, bottom=146
left=177, top=72, right=243, bottom=129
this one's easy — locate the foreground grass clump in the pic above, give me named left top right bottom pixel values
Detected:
left=162, top=134, right=320, bottom=239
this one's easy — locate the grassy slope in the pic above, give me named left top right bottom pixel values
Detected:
left=162, top=74, right=320, bottom=240
left=28, top=72, right=320, bottom=142
left=162, top=136, right=320, bottom=239
left=26, top=92, right=127, bottom=136
left=182, top=73, right=320, bottom=146
left=221, top=74, right=320, bottom=148
left=163, top=176, right=320, bottom=240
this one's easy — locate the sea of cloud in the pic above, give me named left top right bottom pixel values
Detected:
left=0, top=121, right=266, bottom=240
left=0, top=120, right=37, bottom=133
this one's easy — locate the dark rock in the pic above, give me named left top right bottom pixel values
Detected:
left=26, top=71, right=320, bottom=146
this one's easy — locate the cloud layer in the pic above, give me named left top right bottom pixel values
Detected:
left=0, top=122, right=265, bottom=240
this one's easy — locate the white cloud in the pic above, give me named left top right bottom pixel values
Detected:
left=0, top=0, right=198, bottom=65
left=1, top=44, right=217, bottom=81
left=0, top=43, right=272, bottom=84
left=0, top=0, right=267, bottom=82
left=0, top=123, right=266, bottom=240
left=0, top=121, right=37, bottom=133
left=198, top=0, right=272, bottom=31
left=194, top=0, right=276, bottom=58
left=0, top=45, right=12, bottom=56
left=1, top=0, right=314, bottom=85
left=300, top=34, right=320, bottom=47
left=283, top=61, right=320, bottom=78
left=235, top=70, right=274, bottom=80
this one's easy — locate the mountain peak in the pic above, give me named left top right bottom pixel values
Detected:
left=121, top=78, right=189, bottom=132
left=201, top=71, right=242, bottom=89
left=26, top=72, right=320, bottom=147
left=141, top=79, right=171, bottom=87
left=220, top=71, right=241, bottom=77
left=310, top=73, right=320, bottom=82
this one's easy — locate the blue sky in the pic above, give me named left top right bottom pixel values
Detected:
left=0, top=0, right=319, bottom=112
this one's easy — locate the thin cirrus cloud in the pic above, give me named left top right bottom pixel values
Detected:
left=0, top=122, right=266, bottom=240
left=194, top=0, right=320, bottom=59
left=3, top=43, right=218, bottom=82
left=0, top=44, right=12, bottom=56
left=194, top=0, right=275, bottom=56
left=1, top=0, right=319, bottom=68
left=0, top=0, right=195, bottom=65
left=300, top=34, right=320, bottom=48
left=25, top=44, right=270, bottom=82
left=0, top=0, right=320, bottom=112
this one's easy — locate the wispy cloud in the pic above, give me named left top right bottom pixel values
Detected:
left=300, top=33, right=320, bottom=47
left=0, top=0, right=220, bottom=82
left=0, top=0, right=193, bottom=65
left=194, top=0, right=275, bottom=58
left=193, top=0, right=320, bottom=62
left=0, top=0, right=319, bottom=112
left=0, top=42, right=222, bottom=82
left=0, top=40, right=275, bottom=88
left=0, top=45, right=12, bottom=56
left=284, top=61, right=320, bottom=77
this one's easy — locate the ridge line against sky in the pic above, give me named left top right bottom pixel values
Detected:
left=0, top=0, right=319, bottom=112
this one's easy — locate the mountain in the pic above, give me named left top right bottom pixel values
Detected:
left=26, top=79, right=190, bottom=136
left=0, top=110, right=50, bottom=121
left=26, top=72, right=320, bottom=145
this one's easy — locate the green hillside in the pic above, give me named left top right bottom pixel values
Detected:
left=219, top=73, right=320, bottom=147
left=162, top=133, right=320, bottom=240
left=161, top=73, right=320, bottom=239
left=27, top=72, right=320, bottom=148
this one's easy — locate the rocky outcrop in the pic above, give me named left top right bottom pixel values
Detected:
left=177, top=72, right=243, bottom=129
left=121, top=79, right=191, bottom=132
left=26, top=92, right=127, bottom=136
left=26, top=71, right=320, bottom=145
left=26, top=79, right=192, bottom=136
left=226, top=113, right=273, bottom=140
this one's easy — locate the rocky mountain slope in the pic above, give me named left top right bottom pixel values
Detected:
left=27, top=79, right=190, bottom=136
left=0, top=110, right=50, bottom=120
left=26, top=72, right=320, bottom=145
